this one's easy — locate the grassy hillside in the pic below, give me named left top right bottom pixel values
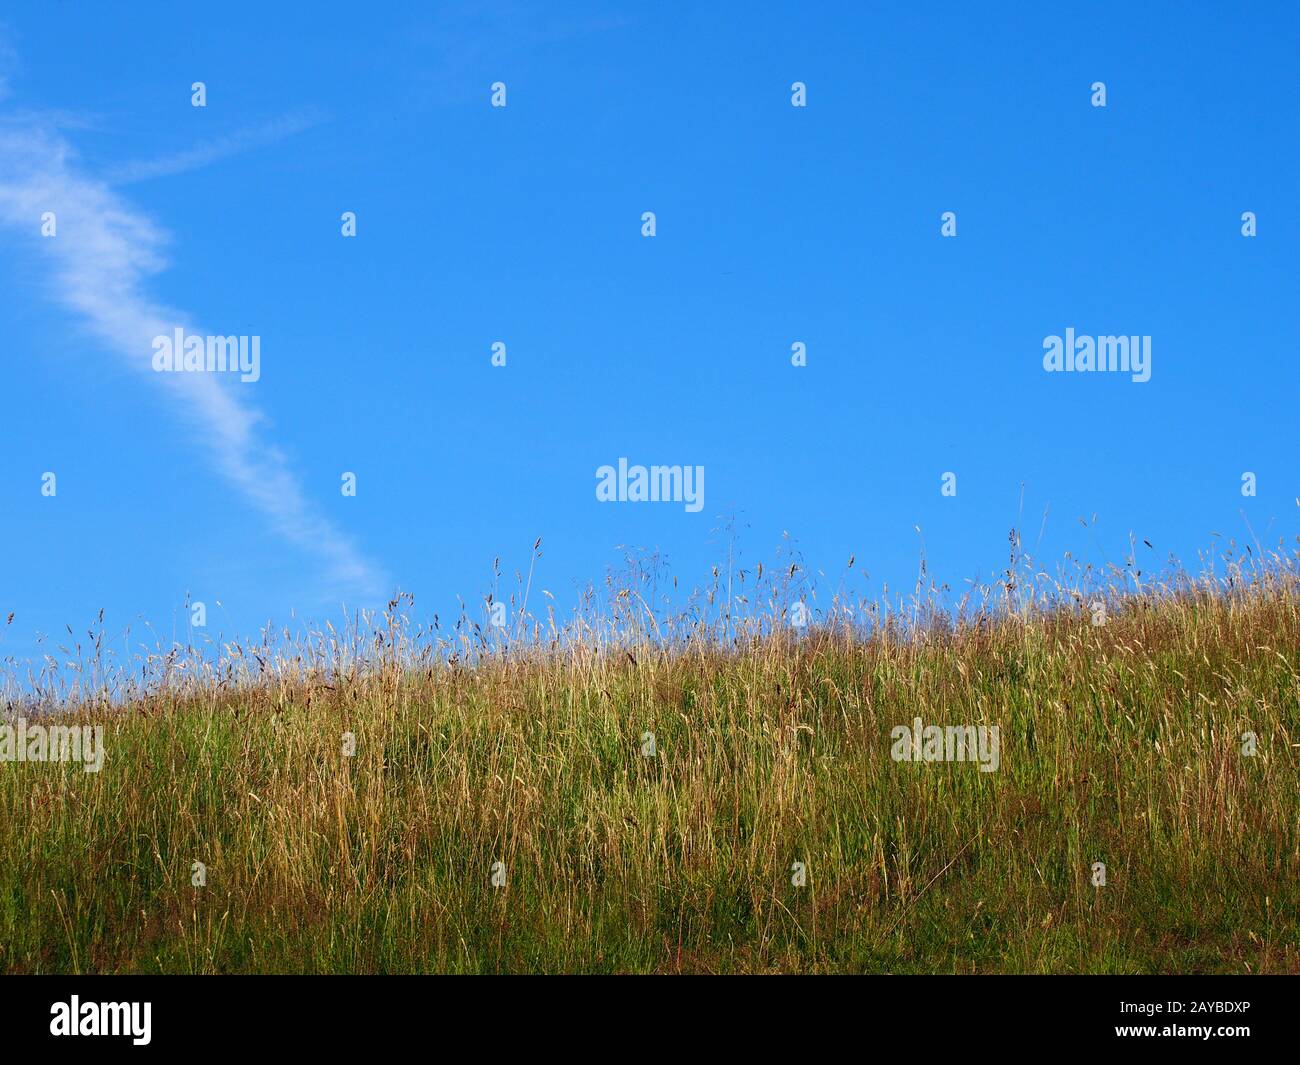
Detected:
left=2, top=565, right=1297, bottom=973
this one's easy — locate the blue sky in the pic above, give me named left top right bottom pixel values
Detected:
left=0, top=2, right=1296, bottom=668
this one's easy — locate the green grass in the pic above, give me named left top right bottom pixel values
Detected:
left=1, top=564, right=1297, bottom=973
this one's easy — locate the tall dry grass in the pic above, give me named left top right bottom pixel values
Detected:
left=1, top=540, right=1297, bottom=972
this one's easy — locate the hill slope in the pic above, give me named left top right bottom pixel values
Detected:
left=2, top=578, right=1297, bottom=973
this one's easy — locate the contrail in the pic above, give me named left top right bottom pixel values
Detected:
left=0, top=119, right=386, bottom=601
left=105, top=110, right=326, bottom=185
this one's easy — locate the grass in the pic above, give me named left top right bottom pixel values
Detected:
left=1, top=543, right=1297, bottom=973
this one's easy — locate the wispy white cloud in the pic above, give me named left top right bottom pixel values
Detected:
left=105, top=109, right=326, bottom=184
left=0, top=121, right=386, bottom=601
